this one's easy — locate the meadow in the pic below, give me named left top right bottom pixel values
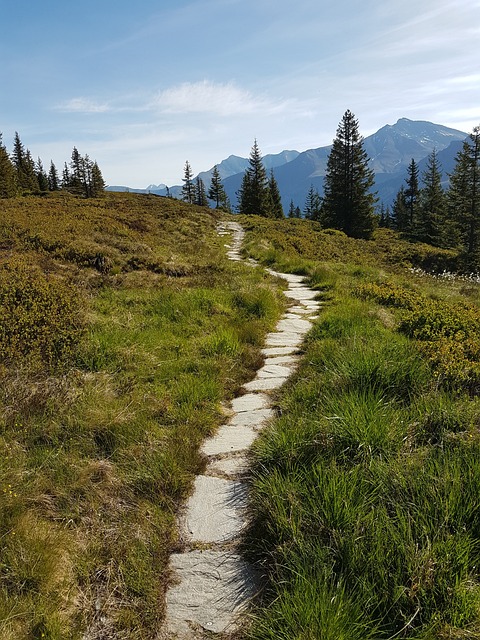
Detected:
left=240, top=216, right=480, bottom=639
left=0, top=193, right=285, bottom=639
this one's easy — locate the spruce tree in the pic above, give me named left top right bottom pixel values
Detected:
left=392, top=186, right=410, bottom=233
left=195, top=176, right=208, bottom=206
left=404, top=158, right=420, bottom=236
left=48, top=161, right=60, bottom=191
left=288, top=199, right=296, bottom=218
left=90, top=161, right=106, bottom=197
left=237, top=140, right=270, bottom=216
left=447, top=125, right=480, bottom=267
left=208, top=165, right=228, bottom=209
left=181, top=160, right=195, bottom=204
left=304, top=185, right=322, bottom=221
left=12, top=133, right=39, bottom=193
left=268, top=169, right=284, bottom=218
left=418, top=149, right=445, bottom=246
left=36, top=158, right=49, bottom=192
left=0, top=133, right=17, bottom=198
left=321, top=110, right=376, bottom=238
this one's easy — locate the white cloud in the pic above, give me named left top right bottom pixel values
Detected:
left=153, top=80, right=283, bottom=117
left=56, top=97, right=110, bottom=113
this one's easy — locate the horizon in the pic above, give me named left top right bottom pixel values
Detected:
left=2, top=1, right=479, bottom=187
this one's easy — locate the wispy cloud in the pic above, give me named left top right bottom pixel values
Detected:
left=56, top=97, right=111, bottom=114
left=152, top=80, right=284, bottom=117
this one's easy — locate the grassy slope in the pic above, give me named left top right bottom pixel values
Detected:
left=0, top=194, right=285, bottom=639
left=240, top=217, right=480, bottom=639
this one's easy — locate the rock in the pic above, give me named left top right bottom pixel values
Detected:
left=231, top=393, right=270, bottom=413
left=164, top=550, right=260, bottom=637
left=201, top=424, right=257, bottom=456
left=182, top=476, right=247, bottom=543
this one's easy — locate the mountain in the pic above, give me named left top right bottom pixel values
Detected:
left=107, top=119, right=467, bottom=210
left=220, top=119, right=467, bottom=211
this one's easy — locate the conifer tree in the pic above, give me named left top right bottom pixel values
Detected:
left=268, top=169, right=284, bottom=218
left=195, top=176, right=209, bottom=206
left=417, top=149, right=445, bottom=246
left=181, top=160, right=195, bottom=204
left=304, top=185, right=322, bottom=221
left=90, top=161, right=106, bottom=197
left=237, top=139, right=270, bottom=216
left=321, top=110, right=376, bottom=238
left=0, top=133, right=17, bottom=198
left=48, top=161, right=60, bottom=191
left=404, top=158, right=420, bottom=235
left=294, top=205, right=302, bottom=218
left=36, top=158, right=49, bottom=192
left=62, top=162, right=71, bottom=189
left=391, top=186, right=409, bottom=232
left=208, top=165, right=228, bottom=209
left=12, top=133, right=39, bottom=193
left=447, top=125, right=480, bottom=267
left=288, top=199, right=296, bottom=218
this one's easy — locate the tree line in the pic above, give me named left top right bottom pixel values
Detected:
left=385, top=128, right=480, bottom=269
left=0, top=132, right=106, bottom=198
left=181, top=111, right=479, bottom=269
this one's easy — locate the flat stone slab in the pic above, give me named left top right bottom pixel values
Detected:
left=264, top=354, right=300, bottom=366
left=276, top=317, right=312, bottom=333
left=229, top=408, right=275, bottom=428
left=202, top=424, right=257, bottom=456
left=183, top=476, right=247, bottom=543
left=267, top=270, right=305, bottom=284
left=243, top=377, right=289, bottom=392
left=207, top=456, right=248, bottom=478
left=256, top=363, right=293, bottom=378
left=265, top=331, right=304, bottom=347
left=164, top=550, right=260, bottom=637
left=284, top=288, right=318, bottom=301
left=231, top=393, right=270, bottom=413
left=261, top=346, right=298, bottom=356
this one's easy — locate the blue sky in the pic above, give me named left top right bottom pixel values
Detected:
left=1, top=0, right=479, bottom=187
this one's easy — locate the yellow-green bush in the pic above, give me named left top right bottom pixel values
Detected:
left=0, top=257, right=83, bottom=367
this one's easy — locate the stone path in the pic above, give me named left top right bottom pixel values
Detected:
left=161, top=221, right=321, bottom=639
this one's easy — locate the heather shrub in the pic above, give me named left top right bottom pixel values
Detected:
left=0, top=257, right=84, bottom=367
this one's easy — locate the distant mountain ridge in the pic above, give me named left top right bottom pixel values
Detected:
left=107, top=118, right=467, bottom=209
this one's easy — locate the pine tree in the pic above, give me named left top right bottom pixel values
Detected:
left=288, top=199, right=296, bottom=218
left=321, top=110, right=376, bottom=238
left=69, top=147, right=85, bottom=195
left=12, top=133, right=39, bottom=193
left=62, top=162, right=71, bottom=189
left=0, top=133, right=17, bottom=198
left=36, top=157, right=49, bottom=192
left=391, top=186, right=409, bottom=232
left=90, top=161, right=106, bottom=197
left=268, top=169, right=284, bottom=218
left=447, top=125, right=480, bottom=267
left=294, top=205, right=302, bottom=219
left=48, top=161, right=60, bottom=191
left=404, top=158, right=420, bottom=236
left=181, top=160, right=195, bottom=204
left=195, top=176, right=209, bottom=206
left=237, top=140, right=270, bottom=216
left=417, top=149, right=445, bottom=246
left=208, top=165, right=228, bottom=209
left=304, top=184, right=322, bottom=221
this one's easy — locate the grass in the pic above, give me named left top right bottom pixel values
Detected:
left=0, top=195, right=285, bottom=638
left=240, top=215, right=480, bottom=639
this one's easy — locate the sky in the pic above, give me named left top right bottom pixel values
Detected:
left=1, top=0, right=479, bottom=188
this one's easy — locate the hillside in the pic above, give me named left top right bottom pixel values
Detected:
left=1, top=195, right=479, bottom=638
left=238, top=215, right=480, bottom=640
left=0, top=192, right=285, bottom=639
